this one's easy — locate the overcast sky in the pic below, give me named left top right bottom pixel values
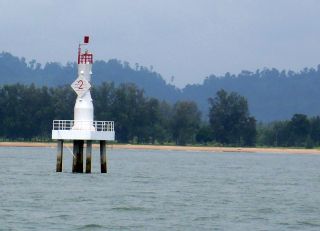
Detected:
left=1, top=0, right=320, bottom=87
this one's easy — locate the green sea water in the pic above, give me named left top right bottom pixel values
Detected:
left=0, top=147, right=320, bottom=230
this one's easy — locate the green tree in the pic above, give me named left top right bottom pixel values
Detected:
left=154, top=101, right=173, bottom=144
left=92, top=82, right=116, bottom=121
left=208, top=89, right=256, bottom=146
left=110, top=83, right=146, bottom=143
left=171, top=101, right=201, bottom=145
left=0, top=84, right=57, bottom=139
left=257, top=121, right=290, bottom=147
left=287, top=114, right=310, bottom=146
left=196, top=124, right=213, bottom=144
left=310, top=116, right=320, bottom=146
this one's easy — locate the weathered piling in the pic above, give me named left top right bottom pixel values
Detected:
left=56, top=140, right=63, bottom=172
left=85, top=140, right=92, bottom=173
left=100, top=140, right=107, bottom=173
left=72, top=140, right=84, bottom=173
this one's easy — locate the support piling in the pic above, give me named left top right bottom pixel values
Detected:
left=85, top=140, right=92, bottom=173
left=100, top=140, right=107, bottom=173
left=56, top=140, right=63, bottom=172
left=72, top=140, right=84, bottom=173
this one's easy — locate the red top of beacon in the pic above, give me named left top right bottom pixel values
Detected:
left=78, top=36, right=93, bottom=64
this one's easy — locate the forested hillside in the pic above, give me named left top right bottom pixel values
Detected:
left=183, top=68, right=320, bottom=121
left=0, top=52, right=180, bottom=101
left=1, top=51, right=320, bottom=122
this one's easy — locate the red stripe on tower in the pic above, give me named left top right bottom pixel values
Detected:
left=84, top=36, right=89, bottom=44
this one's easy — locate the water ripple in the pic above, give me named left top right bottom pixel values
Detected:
left=1, top=148, right=320, bottom=231
left=77, top=224, right=106, bottom=230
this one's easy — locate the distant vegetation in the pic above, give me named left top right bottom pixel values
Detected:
left=0, top=52, right=179, bottom=102
left=2, top=52, right=320, bottom=122
left=208, top=89, right=256, bottom=146
left=0, top=83, right=198, bottom=145
left=257, top=114, right=320, bottom=148
left=1, top=52, right=320, bottom=147
left=0, top=83, right=319, bottom=148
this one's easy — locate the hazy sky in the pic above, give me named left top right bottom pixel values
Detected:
left=1, top=0, right=320, bottom=87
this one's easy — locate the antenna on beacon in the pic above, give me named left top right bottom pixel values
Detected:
left=78, top=36, right=90, bottom=64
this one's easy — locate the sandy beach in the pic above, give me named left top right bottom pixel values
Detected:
left=0, top=142, right=319, bottom=155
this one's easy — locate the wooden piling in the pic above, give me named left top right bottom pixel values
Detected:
left=56, top=140, right=63, bottom=172
left=100, top=140, right=107, bottom=173
left=85, top=140, right=92, bottom=173
left=72, top=140, right=84, bottom=173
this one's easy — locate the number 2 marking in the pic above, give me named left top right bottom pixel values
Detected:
left=78, top=80, right=84, bottom=89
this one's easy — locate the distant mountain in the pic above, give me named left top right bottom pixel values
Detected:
left=0, top=52, right=180, bottom=102
left=1, top=51, right=320, bottom=122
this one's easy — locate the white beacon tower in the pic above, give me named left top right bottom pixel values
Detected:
left=72, top=39, right=94, bottom=130
left=52, top=36, right=115, bottom=173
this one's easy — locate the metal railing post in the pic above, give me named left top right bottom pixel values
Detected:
left=53, top=120, right=114, bottom=131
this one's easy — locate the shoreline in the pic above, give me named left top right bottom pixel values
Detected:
left=0, top=142, right=319, bottom=155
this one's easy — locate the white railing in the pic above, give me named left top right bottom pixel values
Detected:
left=53, top=120, right=114, bottom=132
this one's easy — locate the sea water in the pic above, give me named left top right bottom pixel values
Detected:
left=0, top=147, right=320, bottom=230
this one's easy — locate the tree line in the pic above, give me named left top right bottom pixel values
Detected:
left=0, top=83, right=319, bottom=148
left=3, top=51, right=320, bottom=122
left=0, top=83, right=199, bottom=145
left=257, top=114, right=320, bottom=148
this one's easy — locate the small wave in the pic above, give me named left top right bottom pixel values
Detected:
left=194, top=216, right=211, bottom=221
left=111, top=206, right=147, bottom=211
left=77, top=224, right=105, bottom=230
left=131, top=180, right=151, bottom=184
left=52, top=214, right=71, bottom=219
left=257, top=208, right=275, bottom=214
left=297, top=221, right=320, bottom=227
